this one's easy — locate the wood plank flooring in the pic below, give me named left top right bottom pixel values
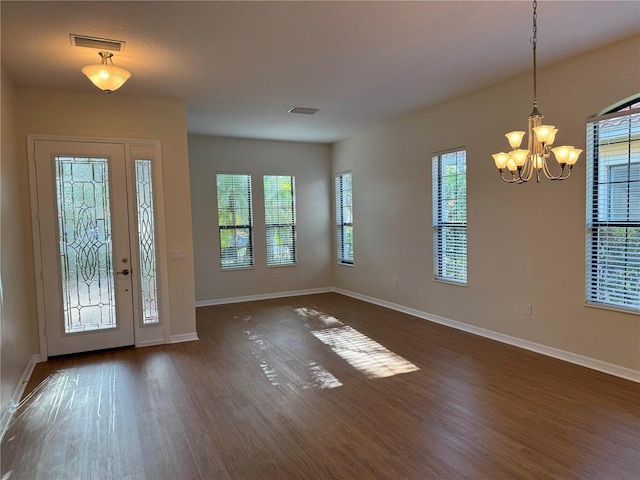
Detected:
left=2, top=293, right=639, bottom=479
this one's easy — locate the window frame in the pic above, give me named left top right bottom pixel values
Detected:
left=335, top=171, right=354, bottom=265
left=432, top=148, right=467, bottom=285
left=586, top=98, right=640, bottom=314
left=215, top=172, right=254, bottom=270
left=263, top=174, right=297, bottom=267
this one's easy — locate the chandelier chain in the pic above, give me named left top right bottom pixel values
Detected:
left=531, top=0, right=538, bottom=105
left=531, top=0, right=537, bottom=49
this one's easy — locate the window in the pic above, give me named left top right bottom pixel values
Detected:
left=335, top=172, right=353, bottom=264
left=586, top=98, right=640, bottom=312
left=264, top=175, right=296, bottom=266
left=432, top=149, right=467, bottom=284
left=216, top=173, right=253, bottom=269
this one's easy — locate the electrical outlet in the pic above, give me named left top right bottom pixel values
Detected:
left=393, top=277, right=399, bottom=287
left=524, top=303, right=532, bottom=315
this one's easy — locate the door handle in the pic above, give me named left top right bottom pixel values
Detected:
left=116, top=269, right=130, bottom=276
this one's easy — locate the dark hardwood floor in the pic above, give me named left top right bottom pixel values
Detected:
left=2, top=293, right=639, bottom=479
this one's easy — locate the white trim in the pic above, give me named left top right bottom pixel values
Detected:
left=26, top=137, right=48, bottom=361
left=195, top=287, right=333, bottom=307
left=135, top=339, right=166, bottom=348
left=170, top=332, right=199, bottom=344
left=1, top=354, right=41, bottom=441
left=335, top=288, right=640, bottom=383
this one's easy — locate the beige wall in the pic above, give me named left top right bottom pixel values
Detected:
left=15, top=88, right=196, bottom=338
left=332, top=36, right=640, bottom=371
left=189, top=135, right=332, bottom=301
left=1, top=69, right=39, bottom=416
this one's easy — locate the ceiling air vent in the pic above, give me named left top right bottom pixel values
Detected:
left=288, top=107, right=319, bottom=115
left=70, top=34, right=126, bottom=52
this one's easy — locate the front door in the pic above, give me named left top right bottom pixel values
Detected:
left=34, top=140, right=136, bottom=356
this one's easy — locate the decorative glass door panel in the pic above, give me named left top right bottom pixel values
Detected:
left=55, top=156, right=117, bottom=333
left=134, top=159, right=159, bottom=325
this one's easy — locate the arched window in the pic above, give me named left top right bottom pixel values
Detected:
left=586, top=97, right=640, bottom=312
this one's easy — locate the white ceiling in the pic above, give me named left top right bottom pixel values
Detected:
left=2, top=1, right=639, bottom=143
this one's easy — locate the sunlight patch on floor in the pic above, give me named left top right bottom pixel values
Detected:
left=312, top=326, right=420, bottom=379
left=294, top=307, right=343, bottom=328
left=304, top=361, right=343, bottom=390
left=244, top=330, right=281, bottom=386
left=243, top=329, right=342, bottom=390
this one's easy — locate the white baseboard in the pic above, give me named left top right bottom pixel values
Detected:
left=335, top=288, right=640, bottom=383
left=170, top=332, right=199, bottom=344
left=136, top=339, right=166, bottom=348
left=1, top=353, right=41, bottom=441
left=195, top=287, right=334, bottom=307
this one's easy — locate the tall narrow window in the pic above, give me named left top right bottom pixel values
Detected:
left=433, top=149, right=467, bottom=284
left=216, top=173, right=253, bottom=269
left=335, top=172, right=354, bottom=264
left=134, top=159, right=159, bottom=325
left=264, top=175, right=296, bottom=266
left=586, top=98, right=639, bottom=312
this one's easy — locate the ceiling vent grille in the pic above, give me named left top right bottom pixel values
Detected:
left=70, top=34, right=126, bottom=52
left=288, top=107, right=319, bottom=115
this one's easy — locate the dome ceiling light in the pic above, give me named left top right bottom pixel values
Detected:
left=82, top=51, right=131, bottom=93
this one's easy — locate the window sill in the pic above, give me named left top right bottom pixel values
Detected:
left=433, top=278, right=467, bottom=287
left=585, top=301, right=639, bottom=316
left=220, top=266, right=254, bottom=272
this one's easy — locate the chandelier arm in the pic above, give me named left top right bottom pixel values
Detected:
left=499, top=170, right=519, bottom=183
left=517, top=167, right=529, bottom=183
left=541, top=158, right=567, bottom=180
left=520, top=160, right=533, bottom=182
left=559, top=165, right=574, bottom=180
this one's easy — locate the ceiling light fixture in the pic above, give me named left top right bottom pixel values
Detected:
left=82, top=51, right=131, bottom=93
left=492, top=1, right=581, bottom=183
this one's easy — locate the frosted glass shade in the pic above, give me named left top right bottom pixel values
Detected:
left=533, top=125, right=556, bottom=144
left=551, top=145, right=573, bottom=164
left=82, top=64, right=131, bottom=92
left=533, top=154, right=544, bottom=169
left=567, top=148, right=582, bottom=165
left=511, top=149, right=529, bottom=167
left=492, top=152, right=509, bottom=169
left=505, top=131, right=526, bottom=149
left=506, top=158, right=517, bottom=172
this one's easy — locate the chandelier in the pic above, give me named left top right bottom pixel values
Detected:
left=492, top=1, right=582, bottom=183
left=82, top=51, right=131, bottom=93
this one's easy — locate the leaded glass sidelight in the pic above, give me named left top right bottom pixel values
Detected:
left=134, top=159, right=159, bottom=325
left=55, top=156, right=116, bottom=333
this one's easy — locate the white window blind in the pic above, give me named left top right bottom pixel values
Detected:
left=433, top=149, right=467, bottom=284
left=216, top=173, right=253, bottom=269
left=264, top=175, right=296, bottom=266
left=335, top=172, right=353, bottom=264
left=586, top=99, right=640, bottom=312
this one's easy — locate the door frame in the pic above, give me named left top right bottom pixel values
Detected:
left=27, top=134, right=171, bottom=360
